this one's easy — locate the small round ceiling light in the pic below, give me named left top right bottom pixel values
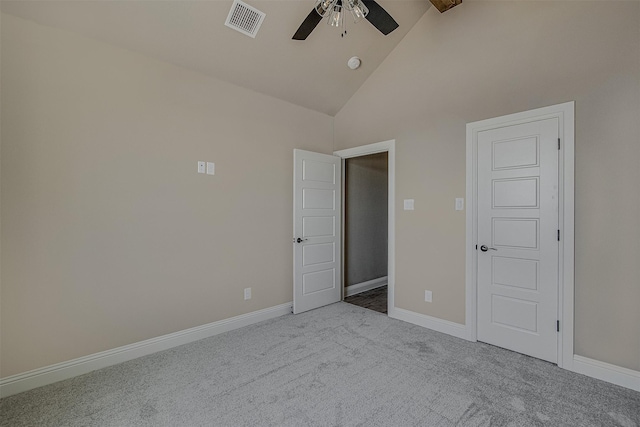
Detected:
left=347, top=56, right=361, bottom=70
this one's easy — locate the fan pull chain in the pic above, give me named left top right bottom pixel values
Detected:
left=341, top=10, right=347, bottom=38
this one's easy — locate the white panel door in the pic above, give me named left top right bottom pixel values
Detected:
left=293, top=149, right=341, bottom=314
left=477, top=118, right=559, bottom=363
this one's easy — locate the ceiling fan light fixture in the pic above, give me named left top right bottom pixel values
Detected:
left=328, top=2, right=344, bottom=27
left=315, top=0, right=335, bottom=18
left=347, top=0, right=369, bottom=22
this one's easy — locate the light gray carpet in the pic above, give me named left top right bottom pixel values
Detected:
left=1, top=302, right=638, bottom=426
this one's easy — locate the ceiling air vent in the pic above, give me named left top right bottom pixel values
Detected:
left=225, top=0, right=266, bottom=38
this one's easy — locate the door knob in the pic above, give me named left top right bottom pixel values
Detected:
left=294, top=237, right=308, bottom=243
left=480, top=245, right=497, bottom=252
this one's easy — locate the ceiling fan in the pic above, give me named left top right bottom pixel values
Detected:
left=292, top=0, right=462, bottom=40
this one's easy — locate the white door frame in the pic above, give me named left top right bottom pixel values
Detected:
left=334, top=140, right=395, bottom=314
left=465, top=102, right=575, bottom=369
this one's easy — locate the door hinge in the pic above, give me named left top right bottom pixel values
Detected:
left=557, top=320, right=560, bottom=332
left=557, top=230, right=560, bottom=241
left=558, top=138, right=561, bottom=150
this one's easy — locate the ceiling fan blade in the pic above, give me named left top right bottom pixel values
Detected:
left=363, top=0, right=399, bottom=36
left=292, top=9, right=323, bottom=40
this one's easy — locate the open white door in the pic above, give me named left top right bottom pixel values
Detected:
left=293, top=149, right=342, bottom=314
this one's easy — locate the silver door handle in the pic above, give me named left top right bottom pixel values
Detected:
left=293, top=237, right=308, bottom=243
left=480, top=245, right=497, bottom=252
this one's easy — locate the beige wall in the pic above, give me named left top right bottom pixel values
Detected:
left=2, top=1, right=639, bottom=380
left=0, top=13, right=3, bottom=375
left=334, top=1, right=640, bottom=371
left=0, top=14, right=333, bottom=377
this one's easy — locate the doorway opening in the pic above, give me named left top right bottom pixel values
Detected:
left=342, top=152, right=388, bottom=314
left=293, top=140, right=395, bottom=315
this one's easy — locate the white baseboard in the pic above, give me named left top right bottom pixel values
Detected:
left=389, top=307, right=468, bottom=340
left=572, top=355, right=640, bottom=392
left=344, top=276, right=388, bottom=297
left=3, top=303, right=637, bottom=398
left=389, top=309, right=639, bottom=392
left=0, top=302, right=293, bottom=398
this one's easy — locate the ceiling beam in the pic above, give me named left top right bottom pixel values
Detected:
left=429, top=0, right=462, bottom=13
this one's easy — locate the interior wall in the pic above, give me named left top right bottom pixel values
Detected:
left=0, top=14, right=333, bottom=377
left=334, top=1, right=640, bottom=371
left=0, top=13, right=3, bottom=373
left=345, top=152, right=388, bottom=288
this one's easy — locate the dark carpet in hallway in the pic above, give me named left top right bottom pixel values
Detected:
left=344, top=285, right=387, bottom=314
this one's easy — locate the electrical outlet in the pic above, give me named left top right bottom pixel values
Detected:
left=244, top=287, right=252, bottom=301
left=425, top=290, right=432, bottom=303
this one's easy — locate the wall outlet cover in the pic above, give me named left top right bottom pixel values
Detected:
left=425, top=290, right=432, bottom=303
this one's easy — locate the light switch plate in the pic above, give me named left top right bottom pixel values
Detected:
left=197, top=161, right=206, bottom=174
left=206, top=162, right=215, bottom=175
left=455, top=198, right=464, bottom=211
left=425, top=290, right=432, bottom=303
left=404, top=199, right=415, bottom=210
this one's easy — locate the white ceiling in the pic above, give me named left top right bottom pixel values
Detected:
left=1, top=0, right=432, bottom=116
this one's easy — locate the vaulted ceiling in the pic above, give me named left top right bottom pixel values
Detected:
left=1, top=0, right=437, bottom=116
